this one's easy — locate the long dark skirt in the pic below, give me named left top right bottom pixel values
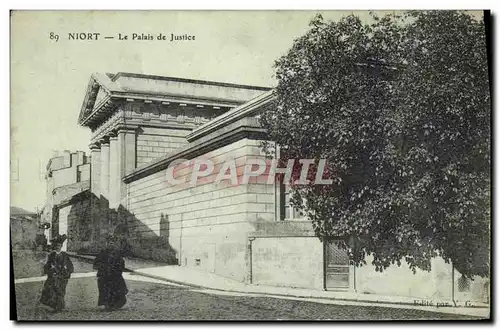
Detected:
left=40, top=276, right=69, bottom=310
left=97, top=274, right=128, bottom=309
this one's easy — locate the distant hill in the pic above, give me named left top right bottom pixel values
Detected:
left=10, top=206, right=36, bottom=216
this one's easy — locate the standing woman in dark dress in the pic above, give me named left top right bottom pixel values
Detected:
left=39, top=234, right=74, bottom=312
left=93, top=235, right=128, bottom=311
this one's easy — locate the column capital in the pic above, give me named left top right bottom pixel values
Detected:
left=99, top=136, right=110, bottom=145
left=89, top=142, right=101, bottom=151
left=116, top=125, right=139, bottom=134
left=108, top=130, right=118, bottom=139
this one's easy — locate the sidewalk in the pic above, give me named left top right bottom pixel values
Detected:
left=70, top=253, right=490, bottom=318
left=69, top=252, right=171, bottom=270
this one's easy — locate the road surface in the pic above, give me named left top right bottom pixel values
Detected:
left=13, top=274, right=480, bottom=321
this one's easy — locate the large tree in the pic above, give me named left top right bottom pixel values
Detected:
left=260, top=11, right=490, bottom=278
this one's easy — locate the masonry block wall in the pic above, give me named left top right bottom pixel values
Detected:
left=70, top=151, right=87, bottom=167
left=44, top=151, right=92, bottom=243
left=77, top=163, right=91, bottom=182
left=57, top=198, right=91, bottom=253
left=49, top=151, right=89, bottom=187
left=126, top=138, right=269, bottom=282
left=136, top=127, right=190, bottom=167
left=52, top=167, right=79, bottom=188
left=49, top=152, right=71, bottom=170
left=240, top=139, right=277, bottom=222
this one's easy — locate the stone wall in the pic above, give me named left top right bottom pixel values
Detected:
left=48, top=152, right=71, bottom=171
left=78, top=163, right=91, bottom=182
left=52, top=167, right=78, bottom=188
left=49, top=151, right=89, bottom=187
left=248, top=217, right=489, bottom=302
left=57, top=196, right=91, bottom=253
left=45, top=150, right=91, bottom=244
left=126, top=138, right=273, bottom=281
left=249, top=235, right=489, bottom=303
left=355, top=255, right=489, bottom=303
left=251, top=236, right=324, bottom=289
left=355, top=256, right=452, bottom=299
left=136, top=127, right=189, bottom=167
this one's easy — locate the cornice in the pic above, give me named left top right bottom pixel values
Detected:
left=123, top=120, right=267, bottom=184
left=78, top=76, right=115, bottom=127
left=112, top=91, right=243, bottom=108
left=186, top=90, right=275, bottom=143
left=249, top=221, right=316, bottom=238
left=117, top=125, right=139, bottom=134
left=111, top=72, right=272, bottom=91
left=89, top=109, right=212, bottom=145
left=80, top=91, right=238, bottom=129
left=78, top=72, right=272, bottom=129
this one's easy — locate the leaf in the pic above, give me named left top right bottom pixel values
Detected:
left=261, top=10, right=490, bottom=278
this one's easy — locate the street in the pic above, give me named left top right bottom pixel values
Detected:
left=13, top=269, right=480, bottom=321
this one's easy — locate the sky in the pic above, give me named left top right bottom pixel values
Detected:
left=9, top=10, right=482, bottom=212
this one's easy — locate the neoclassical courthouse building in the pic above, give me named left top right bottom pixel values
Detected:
left=43, top=72, right=488, bottom=303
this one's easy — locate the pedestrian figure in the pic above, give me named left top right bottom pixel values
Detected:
left=93, top=235, right=128, bottom=311
left=39, top=234, right=73, bottom=312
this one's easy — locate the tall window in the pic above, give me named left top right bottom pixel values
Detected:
left=281, top=184, right=306, bottom=220
left=276, top=143, right=308, bottom=221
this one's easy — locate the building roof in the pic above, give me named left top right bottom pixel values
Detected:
left=78, top=72, right=272, bottom=128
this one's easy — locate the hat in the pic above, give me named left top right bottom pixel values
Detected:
left=50, top=234, right=67, bottom=246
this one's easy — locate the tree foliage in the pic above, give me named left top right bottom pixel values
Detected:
left=260, top=11, right=490, bottom=278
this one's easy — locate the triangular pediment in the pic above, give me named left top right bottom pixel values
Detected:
left=94, top=86, right=108, bottom=107
left=77, top=74, right=115, bottom=126
left=77, top=72, right=272, bottom=128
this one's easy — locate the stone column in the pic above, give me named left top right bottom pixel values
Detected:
left=117, top=126, right=138, bottom=207
left=90, top=143, right=102, bottom=196
left=109, top=132, right=121, bottom=235
left=109, top=132, right=119, bottom=210
left=116, top=126, right=138, bottom=254
left=89, top=142, right=101, bottom=249
left=99, top=138, right=110, bottom=201
left=118, top=126, right=138, bottom=176
left=99, top=137, right=110, bottom=237
left=115, top=130, right=126, bottom=207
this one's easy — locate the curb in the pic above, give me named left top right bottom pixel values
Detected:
left=66, top=252, right=95, bottom=263
left=128, top=269, right=206, bottom=289
left=129, top=269, right=490, bottom=318
left=67, top=252, right=205, bottom=289
left=69, top=253, right=489, bottom=316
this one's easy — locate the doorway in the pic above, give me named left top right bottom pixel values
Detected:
left=324, top=240, right=350, bottom=290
